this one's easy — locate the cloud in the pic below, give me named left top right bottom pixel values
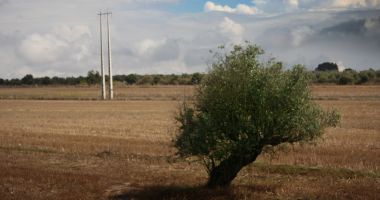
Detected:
left=183, top=48, right=209, bottom=67
left=0, top=0, right=8, bottom=7
left=1, top=0, right=380, bottom=79
left=17, top=33, right=68, bottom=64
left=337, top=61, right=346, bottom=71
left=365, top=16, right=380, bottom=36
left=218, top=17, right=244, bottom=36
left=236, top=4, right=262, bottom=14
left=0, top=31, right=20, bottom=46
left=286, top=0, right=299, bottom=12
left=191, top=30, right=228, bottom=48
left=256, top=25, right=315, bottom=49
left=290, top=26, right=315, bottom=47
left=320, top=16, right=380, bottom=39
left=136, top=38, right=180, bottom=62
left=204, top=1, right=262, bottom=15
left=250, top=0, right=380, bottom=13
left=137, top=38, right=166, bottom=55
left=365, top=0, right=380, bottom=7
left=204, top=1, right=235, bottom=12
left=218, top=17, right=244, bottom=44
left=0, top=49, right=11, bottom=65
left=255, top=27, right=292, bottom=50
left=321, top=18, right=367, bottom=35
left=53, top=25, right=92, bottom=42
left=252, top=0, right=267, bottom=6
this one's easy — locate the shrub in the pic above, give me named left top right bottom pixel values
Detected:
left=307, top=73, right=317, bottom=82
left=375, top=70, right=380, bottom=78
left=137, top=75, right=154, bottom=85
left=42, top=76, right=51, bottom=85
left=191, top=72, right=203, bottom=84
left=170, top=74, right=179, bottom=84
left=86, top=70, right=101, bottom=86
left=339, top=75, right=354, bottom=85
left=159, top=78, right=171, bottom=85
left=367, top=71, right=376, bottom=79
left=153, top=76, right=161, bottom=84
left=178, top=78, right=191, bottom=85
left=318, top=76, right=328, bottom=83
left=361, top=75, right=369, bottom=83
left=126, top=74, right=139, bottom=84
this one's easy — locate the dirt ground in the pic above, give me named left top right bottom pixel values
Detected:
left=0, top=86, right=379, bottom=199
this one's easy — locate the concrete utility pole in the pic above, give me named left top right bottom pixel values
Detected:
left=106, top=11, right=113, bottom=99
left=98, top=12, right=106, bottom=100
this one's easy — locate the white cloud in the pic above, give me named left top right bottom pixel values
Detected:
left=219, top=17, right=244, bottom=36
left=218, top=17, right=244, bottom=44
left=204, top=1, right=235, bottom=12
left=289, top=0, right=299, bottom=6
left=236, top=4, right=262, bottom=14
left=17, top=33, right=68, bottom=64
left=204, top=1, right=262, bottom=15
left=286, top=0, right=299, bottom=12
left=53, top=25, right=92, bottom=42
left=337, top=61, right=345, bottom=71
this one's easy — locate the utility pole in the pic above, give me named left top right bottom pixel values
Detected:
left=106, top=10, right=113, bottom=99
left=98, top=12, right=106, bottom=100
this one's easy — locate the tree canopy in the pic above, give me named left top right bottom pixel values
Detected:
left=21, top=74, right=35, bottom=85
left=315, top=62, right=339, bottom=71
left=173, top=42, right=342, bottom=188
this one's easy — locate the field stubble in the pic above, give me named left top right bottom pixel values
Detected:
left=1, top=85, right=380, bottom=100
left=0, top=85, right=194, bottom=101
left=0, top=86, right=379, bottom=199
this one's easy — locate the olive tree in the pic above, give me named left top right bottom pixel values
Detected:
left=172, top=42, right=341, bottom=188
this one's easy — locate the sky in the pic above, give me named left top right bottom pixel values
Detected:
left=0, top=0, right=380, bottom=79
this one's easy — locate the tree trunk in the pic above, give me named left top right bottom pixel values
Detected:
left=206, top=152, right=260, bottom=189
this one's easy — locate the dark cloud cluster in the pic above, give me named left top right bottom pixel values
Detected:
left=253, top=12, right=380, bottom=71
left=320, top=18, right=367, bottom=35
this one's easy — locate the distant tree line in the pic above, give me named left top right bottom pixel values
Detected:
left=0, top=75, right=86, bottom=86
left=1, top=65, right=378, bottom=86
left=310, top=62, right=379, bottom=84
left=309, top=67, right=380, bottom=85
left=0, top=71, right=204, bottom=86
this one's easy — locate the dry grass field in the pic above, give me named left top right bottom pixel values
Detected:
left=0, top=85, right=194, bottom=101
left=311, top=85, right=380, bottom=100
left=1, top=85, right=380, bottom=100
left=0, top=85, right=379, bottom=199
